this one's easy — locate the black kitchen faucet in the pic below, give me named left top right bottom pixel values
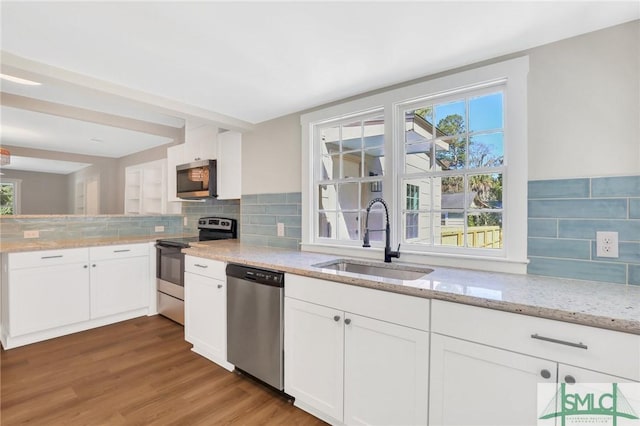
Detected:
left=362, top=197, right=401, bottom=263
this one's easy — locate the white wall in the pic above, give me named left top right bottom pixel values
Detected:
left=241, top=20, right=639, bottom=195
left=241, top=113, right=301, bottom=194
left=528, top=20, right=639, bottom=180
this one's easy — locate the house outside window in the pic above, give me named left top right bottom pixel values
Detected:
left=301, top=58, right=529, bottom=273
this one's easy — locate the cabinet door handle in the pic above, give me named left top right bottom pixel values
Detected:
left=344, top=318, right=351, bottom=325
left=564, top=375, right=576, bottom=384
left=217, top=284, right=223, bottom=289
left=41, top=255, right=63, bottom=259
left=113, top=249, right=131, bottom=253
left=333, top=315, right=340, bottom=322
left=194, top=264, right=208, bottom=268
left=540, top=369, right=551, bottom=379
left=83, top=265, right=88, bottom=269
left=531, top=334, right=588, bottom=350
left=92, top=264, right=96, bottom=268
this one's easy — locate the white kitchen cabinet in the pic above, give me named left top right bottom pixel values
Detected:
left=285, top=298, right=344, bottom=421
left=284, top=274, right=430, bottom=425
left=167, top=123, right=242, bottom=201
left=430, top=300, right=640, bottom=425
left=184, top=256, right=233, bottom=371
left=7, top=249, right=90, bottom=337
left=89, top=244, right=149, bottom=319
left=1, top=244, right=152, bottom=349
left=429, top=333, right=556, bottom=426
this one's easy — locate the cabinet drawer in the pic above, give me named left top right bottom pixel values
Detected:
left=185, top=255, right=226, bottom=279
left=9, top=248, right=88, bottom=269
left=286, top=274, right=429, bottom=331
left=431, top=300, right=640, bottom=380
left=90, top=243, right=149, bottom=260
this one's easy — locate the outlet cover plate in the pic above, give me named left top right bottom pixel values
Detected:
left=596, top=231, right=619, bottom=258
left=277, top=222, right=285, bottom=237
left=155, top=225, right=165, bottom=232
left=23, top=230, right=39, bottom=239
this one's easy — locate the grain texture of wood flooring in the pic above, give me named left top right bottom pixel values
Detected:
left=1, top=315, right=327, bottom=425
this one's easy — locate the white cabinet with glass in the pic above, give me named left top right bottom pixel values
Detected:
left=284, top=274, right=429, bottom=425
left=430, top=300, right=640, bottom=426
left=124, top=159, right=175, bottom=214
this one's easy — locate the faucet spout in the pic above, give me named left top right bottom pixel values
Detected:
left=362, top=198, right=401, bottom=263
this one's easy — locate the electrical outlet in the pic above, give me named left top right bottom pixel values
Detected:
left=24, top=230, right=39, bottom=239
left=183, top=217, right=188, bottom=226
left=596, top=231, right=619, bottom=258
left=277, top=222, right=285, bottom=237
left=155, top=225, right=165, bottom=233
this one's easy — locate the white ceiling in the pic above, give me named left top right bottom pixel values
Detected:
left=1, top=155, right=91, bottom=175
left=2, top=1, right=638, bottom=125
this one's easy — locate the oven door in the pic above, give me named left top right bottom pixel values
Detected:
left=156, top=243, right=185, bottom=300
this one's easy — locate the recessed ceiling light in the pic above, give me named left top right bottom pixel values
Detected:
left=0, top=73, right=42, bottom=86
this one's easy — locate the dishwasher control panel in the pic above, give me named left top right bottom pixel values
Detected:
left=226, top=263, right=284, bottom=287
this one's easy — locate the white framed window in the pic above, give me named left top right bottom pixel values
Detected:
left=0, top=178, right=22, bottom=215
left=301, top=57, right=529, bottom=273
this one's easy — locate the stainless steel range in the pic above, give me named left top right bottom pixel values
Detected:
left=155, top=217, right=237, bottom=324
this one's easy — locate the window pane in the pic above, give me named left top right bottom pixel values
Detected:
left=469, top=133, right=504, bottom=168
left=469, top=92, right=503, bottom=132
left=318, top=212, right=336, bottom=239
left=403, top=211, right=432, bottom=244
left=440, top=176, right=465, bottom=209
left=1, top=183, right=15, bottom=215
left=405, top=108, right=434, bottom=143
left=402, top=178, right=436, bottom=210
left=439, top=211, right=465, bottom=247
left=468, top=173, right=502, bottom=209
left=338, top=211, right=361, bottom=241
left=342, top=151, right=361, bottom=178
left=321, top=126, right=341, bottom=154
left=435, top=100, right=465, bottom=136
left=363, top=115, right=384, bottom=148
left=341, top=120, right=362, bottom=151
left=405, top=142, right=434, bottom=173
left=338, top=182, right=359, bottom=210
left=362, top=183, right=386, bottom=212
left=364, top=147, right=384, bottom=178
left=320, top=155, right=339, bottom=180
left=435, top=136, right=466, bottom=170
left=467, top=213, right=503, bottom=248
left=318, top=184, right=337, bottom=210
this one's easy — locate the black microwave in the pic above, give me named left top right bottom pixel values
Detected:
left=176, top=159, right=217, bottom=199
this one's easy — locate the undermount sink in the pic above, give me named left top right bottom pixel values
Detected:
left=312, top=259, right=433, bottom=281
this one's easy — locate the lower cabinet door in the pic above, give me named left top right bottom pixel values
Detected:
left=284, top=297, right=344, bottom=422
left=184, top=272, right=226, bottom=361
left=344, top=313, right=429, bottom=426
left=90, top=256, right=149, bottom=318
left=9, top=263, right=90, bottom=336
left=429, top=333, right=557, bottom=426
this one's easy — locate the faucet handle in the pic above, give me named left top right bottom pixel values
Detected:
left=394, top=244, right=401, bottom=258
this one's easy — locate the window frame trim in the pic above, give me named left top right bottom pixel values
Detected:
left=301, top=57, right=529, bottom=273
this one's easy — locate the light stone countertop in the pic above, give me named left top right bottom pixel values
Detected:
left=0, top=234, right=195, bottom=253
left=183, top=240, right=640, bottom=335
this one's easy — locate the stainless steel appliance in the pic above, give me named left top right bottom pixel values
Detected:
left=226, top=264, right=285, bottom=391
left=176, top=159, right=217, bottom=199
left=156, top=217, right=237, bottom=324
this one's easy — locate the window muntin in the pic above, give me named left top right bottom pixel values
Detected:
left=401, top=90, right=505, bottom=250
left=316, top=113, right=386, bottom=244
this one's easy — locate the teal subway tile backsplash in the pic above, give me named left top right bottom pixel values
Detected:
left=241, top=192, right=301, bottom=250
left=591, top=176, right=640, bottom=197
left=528, top=199, right=628, bottom=219
left=528, top=179, right=590, bottom=199
left=528, top=175, right=640, bottom=284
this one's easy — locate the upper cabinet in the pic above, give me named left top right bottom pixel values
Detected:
left=167, top=122, right=242, bottom=201
left=125, top=159, right=179, bottom=214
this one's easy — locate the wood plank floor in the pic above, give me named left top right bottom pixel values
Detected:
left=1, top=316, right=327, bottom=425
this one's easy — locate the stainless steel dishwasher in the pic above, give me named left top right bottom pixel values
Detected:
left=226, top=263, right=285, bottom=391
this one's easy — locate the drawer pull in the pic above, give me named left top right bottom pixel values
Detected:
left=540, top=369, right=551, bottom=379
left=564, top=375, right=576, bottom=384
left=531, top=334, right=588, bottom=350
left=333, top=315, right=340, bottom=322
left=217, top=284, right=223, bottom=289
left=344, top=318, right=352, bottom=325
left=41, top=255, right=63, bottom=259
left=113, top=249, right=131, bottom=253
left=194, top=264, right=208, bottom=269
